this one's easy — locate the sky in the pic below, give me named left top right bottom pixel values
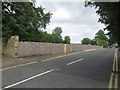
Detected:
left=35, top=1, right=105, bottom=43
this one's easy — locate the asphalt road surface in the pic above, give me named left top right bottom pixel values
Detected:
left=2, top=48, right=117, bottom=89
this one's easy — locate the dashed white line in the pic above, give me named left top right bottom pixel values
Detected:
left=42, top=49, right=96, bottom=62
left=41, top=52, right=81, bottom=62
left=84, top=49, right=97, bottom=52
left=2, top=69, right=54, bottom=89
left=1, top=49, right=98, bottom=71
left=67, top=58, right=84, bottom=65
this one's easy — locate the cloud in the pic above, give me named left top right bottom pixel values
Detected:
left=46, top=23, right=105, bottom=43
left=52, top=8, right=72, bottom=21
left=36, top=1, right=105, bottom=43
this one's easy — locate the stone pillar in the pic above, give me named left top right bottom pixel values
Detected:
left=4, top=36, right=19, bottom=58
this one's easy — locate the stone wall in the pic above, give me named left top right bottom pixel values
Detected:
left=18, top=42, right=64, bottom=57
left=3, top=36, right=102, bottom=58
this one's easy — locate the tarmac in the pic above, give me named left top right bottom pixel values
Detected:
left=1, top=52, right=73, bottom=69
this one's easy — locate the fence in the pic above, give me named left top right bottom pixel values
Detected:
left=2, top=36, right=102, bottom=58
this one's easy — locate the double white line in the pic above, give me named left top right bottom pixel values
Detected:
left=108, top=48, right=119, bottom=89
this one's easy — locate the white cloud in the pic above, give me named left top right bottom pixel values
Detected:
left=52, top=8, right=72, bottom=21
left=46, top=23, right=105, bottom=43
left=36, top=0, right=85, bottom=3
left=36, top=1, right=106, bottom=43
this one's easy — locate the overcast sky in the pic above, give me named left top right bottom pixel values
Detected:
left=36, top=1, right=105, bottom=43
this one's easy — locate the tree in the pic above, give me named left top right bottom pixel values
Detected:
left=64, top=36, right=71, bottom=44
left=84, top=1, right=120, bottom=46
left=95, top=30, right=108, bottom=47
left=2, top=2, right=72, bottom=44
left=95, top=30, right=107, bottom=40
left=51, top=27, right=63, bottom=43
left=52, top=27, right=62, bottom=39
left=2, top=2, right=52, bottom=42
left=91, top=39, right=96, bottom=45
left=81, top=30, right=107, bottom=46
left=81, top=38, right=92, bottom=45
left=51, top=33, right=63, bottom=43
left=107, top=34, right=116, bottom=46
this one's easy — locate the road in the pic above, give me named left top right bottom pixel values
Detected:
left=2, top=48, right=118, bottom=89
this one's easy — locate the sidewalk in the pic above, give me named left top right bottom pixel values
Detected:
left=1, top=52, right=74, bottom=69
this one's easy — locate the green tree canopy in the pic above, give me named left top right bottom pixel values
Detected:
left=95, top=30, right=107, bottom=40
left=50, top=26, right=63, bottom=43
left=2, top=1, right=52, bottom=42
left=64, top=36, right=71, bottom=44
left=81, top=38, right=92, bottom=45
left=85, top=1, right=120, bottom=46
left=2, top=2, right=72, bottom=44
left=52, top=27, right=62, bottom=39
left=91, top=39, right=96, bottom=45
left=95, top=30, right=108, bottom=47
left=81, top=30, right=108, bottom=47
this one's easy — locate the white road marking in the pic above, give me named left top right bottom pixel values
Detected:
left=2, top=69, right=54, bottom=89
left=41, top=52, right=81, bottom=62
left=42, top=49, right=97, bottom=62
left=84, top=49, right=97, bottom=52
left=67, top=58, right=84, bottom=65
left=1, top=49, right=99, bottom=71
left=0, top=62, right=37, bottom=71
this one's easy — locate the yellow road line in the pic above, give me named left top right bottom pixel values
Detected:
left=115, top=48, right=118, bottom=72
left=114, top=48, right=118, bottom=90
left=108, top=73, right=114, bottom=89
left=108, top=48, right=119, bottom=89
left=114, top=74, right=118, bottom=89
left=112, top=49, right=116, bottom=72
left=0, top=62, right=37, bottom=71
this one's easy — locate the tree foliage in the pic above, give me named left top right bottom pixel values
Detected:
left=91, top=39, right=96, bottom=45
left=64, top=36, right=71, bottom=44
left=52, top=27, right=62, bottom=38
left=81, top=38, right=92, bottom=45
left=81, top=30, right=108, bottom=47
left=84, top=1, right=120, bottom=46
left=51, top=27, right=63, bottom=43
left=2, top=2, right=71, bottom=44
left=95, top=30, right=108, bottom=46
left=2, top=2, right=52, bottom=41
